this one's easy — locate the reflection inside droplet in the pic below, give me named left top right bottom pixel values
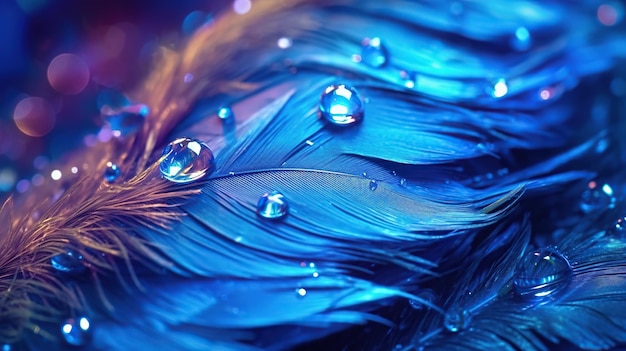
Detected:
left=159, top=137, right=216, bottom=183
left=319, top=84, right=364, bottom=126
left=257, top=191, right=289, bottom=220
left=104, top=162, right=121, bottom=183
left=513, top=248, right=572, bottom=298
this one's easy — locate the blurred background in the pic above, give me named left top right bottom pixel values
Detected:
left=0, top=0, right=239, bottom=201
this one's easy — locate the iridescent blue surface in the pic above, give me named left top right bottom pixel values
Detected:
left=257, top=191, right=289, bottom=220
left=51, top=250, right=85, bottom=274
left=513, top=248, right=572, bottom=298
left=360, top=37, right=387, bottom=68
left=104, top=162, right=121, bottom=183
left=319, top=84, right=364, bottom=126
left=159, top=137, right=215, bottom=183
left=61, top=317, right=91, bottom=346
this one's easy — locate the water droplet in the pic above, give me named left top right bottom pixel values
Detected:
left=490, top=79, right=508, bottom=98
left=104, top=162, right=121, bottom=183
left=159, top=137, right=216, bottom=183
left=103, top=104, right=148, bottom=137
left=296, top=287, right=307, bottom=297
left=51, top=250, right=86, bottom=274
left=257, top=191, right=289, bottom=220
left=513, top=248, right=572, bottom=298
left=277, top=37, right=292, bottom=49
left=217, top=107, right=233, bottom=120
left=400, top=70, right=417, bottom=89
left=511, top=27, right=531, bottom=51
left=182, top=11, right=212, bottom=35
left=614, top=217, right=626, bottom=232
left=183, top=73, right=194, bottom=83
left=409, top=290, right=436, bottom=310
left=443, top=308, right=469, bottom=332
left=61, top=316, right=92, bottom=346
left=400, top=178, right=407, bottom=186
left=360, top=37, right=388, bottom=68
left=580, top=181, right=616, bottom=213
left=319, top=84, right=364, bottom=126
left=369, top=180, right=378, bottom=191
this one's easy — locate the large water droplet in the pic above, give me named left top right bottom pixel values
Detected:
left=580, top=181, right=616, bottom=213
left=513, top=248, right=572, bottom=298
left=61, top=316, right=92, bottom=346
left=360, top=37, right=388, bottom=68
left=159, top=137, right=215, bottom=183
left=103, top=104, right=148, bottom=137
left=443, top=308, right=469, bottom=332
left=319, top=84, right=364, bottom=126
left=257, top=191, right=289, bottom=220
left=51, top=250, right=86, bottom=274
left=104, top=162, right=121, bottom=183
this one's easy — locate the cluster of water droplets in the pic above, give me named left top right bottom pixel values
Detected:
left=579, top=180, right=616, bottom=213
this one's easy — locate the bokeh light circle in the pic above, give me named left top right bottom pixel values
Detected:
left=47, top=53, right=90, bottom=95
left=13, top=97, right=56, bottom=137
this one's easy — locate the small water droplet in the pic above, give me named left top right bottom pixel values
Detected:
left=296, top=287, right=307, bottom=297
left=400, top=178, right=407, bottom=186
left=104, top=162, right=120, bottom=183
left=409, top=289, right=436, bottom=310
left=159, top=137, right=216, bottom=183
left=369, top=180, right=378, bottom=191
left=614, top=216, right=626, bottom=232
left=513, top=248, right=572, bottom=298
left=61, top=316, right=92, bottom=346
left=103, top=104, right=148, bottom=137
left=257, top=191, right=289, bottom=220
left=400, top=70, right=417, bottom=89
left=443, top=308, right=469, bottom=332
left=217, top=107, right=233, bottom=120
left=510, top=26, right=531, bottom=51
left=305, top=140, right=314, bottom=146
left=319, top=84, right=364, bottom=126
left=490, top=78, right=508, bottom=98
left=51, top=250, right=86, bottom=274
left=183, top=73, right=194, bottom=83
left=277, top=37, right=292, bottom=49
left=580, top=181, right=616, bottom=213
left=312, top=272, right=319, bottom=278
left=360, top=37, right=388, bottom=68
